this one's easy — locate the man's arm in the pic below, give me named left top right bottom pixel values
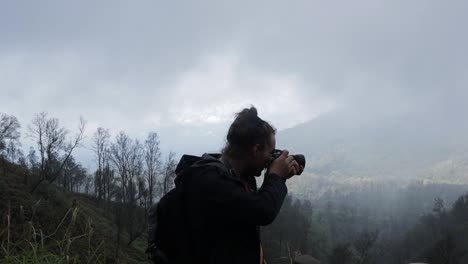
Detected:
left=194, top=168, right=288, bottom=226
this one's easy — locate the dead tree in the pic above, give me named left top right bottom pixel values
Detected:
left=29, top=113, right=86, bottom=193
left=93, top=127, right=110, bottom=200
left=144, top=132, right=161, bottom=205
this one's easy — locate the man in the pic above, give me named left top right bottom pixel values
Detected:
left=177, top=106, right=303, bottom=264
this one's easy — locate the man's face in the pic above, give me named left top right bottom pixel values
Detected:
left=251, top=134, right=276, bottom=177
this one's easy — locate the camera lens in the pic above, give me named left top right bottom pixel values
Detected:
left=292, top=154, right=306, bottom=167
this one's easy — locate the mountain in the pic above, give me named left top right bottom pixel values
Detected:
left=278, top=107, right=468, bottom=187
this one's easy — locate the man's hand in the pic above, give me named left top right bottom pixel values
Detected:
left=286, top=155, right=304, bottom=177
left=269, top=150, right=304, bottom=179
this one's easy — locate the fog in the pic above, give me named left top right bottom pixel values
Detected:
left=2, top=1, right=468, bottom=263
left=2, top=0, right=467, bottom=159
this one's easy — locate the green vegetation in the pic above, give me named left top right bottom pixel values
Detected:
left=0, top=163, right=149, bottom=264
left=0, top=111, right=177, bottom=263
left=262, top=185, right=468, bottom=264
left=2, top=110, right=468, bottom=264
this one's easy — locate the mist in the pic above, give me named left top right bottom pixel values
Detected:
left=2, top=0, right=468, bottom=263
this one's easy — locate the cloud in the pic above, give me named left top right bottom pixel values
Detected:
left=166, top=52, right=336, bottom=129
left=1, top=0, right=468, bottom=166
left=2, top=0, right=467, bottom=118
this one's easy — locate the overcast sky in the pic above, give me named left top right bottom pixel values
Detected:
left=1, top=0, right=467, bottom=168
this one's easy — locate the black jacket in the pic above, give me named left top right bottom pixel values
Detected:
left=177, top=153, right=288, bottom=264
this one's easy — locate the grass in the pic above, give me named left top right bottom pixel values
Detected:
left=1, top=202, right=106, bottom=263
left=0, top=163, right=149, bottom=264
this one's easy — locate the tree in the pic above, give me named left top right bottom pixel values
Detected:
left=354, top=230, right=379, bottom=264
left=110, top=131, right=131, bottom=204
left=93, top=127, right=111, bottom=200
left=109, top=132, right=148, bottom=247
left=17, top=150, right=27, bottom=168
left=27, top=147, right=38, bottom=169
left=0, top=113, right=21, bottom=163
left=426, top=235, right=465, bottom=264
left=29, top=113, right=66, bottom=179
left=84, top=174, right=94, bottom=195
left=57, top=155, right=87, bottom=192
left=144, top=132, right=161, bottom=205
left=125, top=139, right=146, bottom=245
left=28, top=112, right=86, bottom=193
left=102, top=160, right=115, bottom=202
left=126, top=139, right=143, bottom=205
left=59, top=155, right=77, bottom=191
left=328, top=243, right=354, bottom=264
left=162, top=151, right=177, bottom=195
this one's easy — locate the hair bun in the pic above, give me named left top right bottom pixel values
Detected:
left=236, top=106, right=260, bottom=122
left=223, top=105, right=276, bottom=158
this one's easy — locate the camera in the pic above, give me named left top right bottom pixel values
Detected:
left=270, top=149, right=306, bottom=168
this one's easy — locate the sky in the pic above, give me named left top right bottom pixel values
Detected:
left=1, top=0, right=467, bottom=169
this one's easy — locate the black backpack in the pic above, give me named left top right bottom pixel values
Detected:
left=147, top=187, right=188, bottom=264
left=146, top=154, right=227, bottom=264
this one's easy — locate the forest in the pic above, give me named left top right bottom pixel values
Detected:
left=1, top=111, right=468, bottom=264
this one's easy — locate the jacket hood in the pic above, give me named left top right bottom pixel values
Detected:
left=174, top=153, right=223, bottom=185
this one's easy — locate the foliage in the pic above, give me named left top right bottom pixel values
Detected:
left=0, top=161, right=149, bottom=263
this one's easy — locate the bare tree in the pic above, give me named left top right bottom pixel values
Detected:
left=28, top=112, right=66, bottom=184
left=126, top=139, right=143, bottom=205
left=127, top=174, right=148, bottom=246
left=56, top=155, right=87, bottom=193
left=29, top=112, right=46, bottom=176
left=71, top=165, right=87, bottom=193
left=162, top=151, right=177, bottom=195
left=103, top=158, right=115, bottom=202
left=0, top=113, right=21, bottom=165
left=109, top=131, right=132, bottom=255
left=109, top=133, right=148, bottom=247
left=28, top=113, right=86, bottom=193
left=44, top=116, right=67, bottom=169
left=59, top=155, right=76, bottom=191
left=93, top=127, right=111, bottom=200
left=0, top=113, right=21, bottom=151
left=144, top=132, right=161, bottom=205
left=27, top=147, right=38, bottom=169
left=354, top=230, right=379, bottom=264
left=84, top=174, right=94, bottom=195
left=110, top=132, right=131, bottom=204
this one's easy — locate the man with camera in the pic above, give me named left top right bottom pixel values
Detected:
left=148, top=106, right=303, bottom=264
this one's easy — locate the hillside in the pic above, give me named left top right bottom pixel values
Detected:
left=278, top=108, right=468, bottom=184
left=0, top=162, right=149, bottom=264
